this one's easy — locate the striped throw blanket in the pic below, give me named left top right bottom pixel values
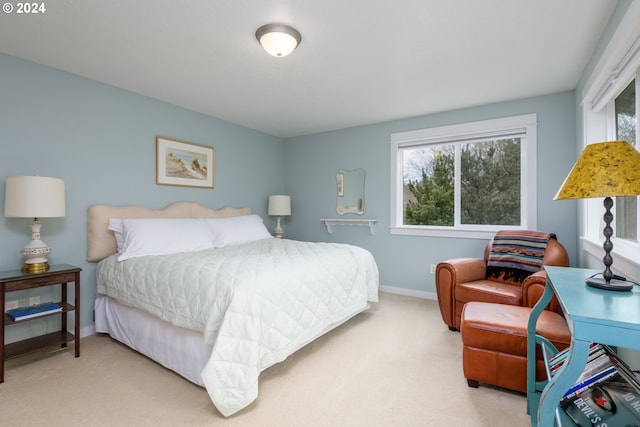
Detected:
left=486, top=230, right=556, bottom=283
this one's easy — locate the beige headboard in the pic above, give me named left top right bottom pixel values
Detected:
left=87, top=201, right=252, bottom=262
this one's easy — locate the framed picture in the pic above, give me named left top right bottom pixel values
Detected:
left=156, top=136, right=215, bottom=188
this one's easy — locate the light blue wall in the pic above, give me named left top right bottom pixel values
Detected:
left=2, top=0, right=626, bottom=338
left=0, top=53, right=285, bottom=339
left=284, top=92, right=578, bottom=295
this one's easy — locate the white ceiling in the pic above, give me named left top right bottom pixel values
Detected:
left=0, top=0, right=617, bottom=138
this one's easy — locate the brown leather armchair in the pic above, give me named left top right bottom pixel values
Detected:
left=435, top=234, right=569, bottom=331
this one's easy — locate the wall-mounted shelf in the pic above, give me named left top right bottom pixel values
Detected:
left=320, top=218, right=377, bottom=235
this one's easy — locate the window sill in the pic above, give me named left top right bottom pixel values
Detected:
left=389, top=225, right=514, bottom=240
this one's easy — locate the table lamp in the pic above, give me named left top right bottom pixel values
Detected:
left=554, top=141, right=640, bottom=291
left=268, top=195, right=291, bottom=239
left=4, top=176, right=66, bottom=273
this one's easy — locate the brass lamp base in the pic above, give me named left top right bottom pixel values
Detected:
left=22, top=261, right=50, bottom=274
left=19, top=218, right=52, bottom=274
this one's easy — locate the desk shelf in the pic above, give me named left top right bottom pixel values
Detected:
left=0, top=264, right=81, bottom=383
left=4, top=331, right=75, bottom=360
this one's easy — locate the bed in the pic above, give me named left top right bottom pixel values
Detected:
left=88, top=202, right=379, bottom=416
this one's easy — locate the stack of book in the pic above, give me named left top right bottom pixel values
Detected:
left=6, top=302, right=62, bottom=321
left=549, top=343, right=640, bottom=425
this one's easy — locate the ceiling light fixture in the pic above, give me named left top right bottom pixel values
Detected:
left=255, top=23, right=301, bottom=57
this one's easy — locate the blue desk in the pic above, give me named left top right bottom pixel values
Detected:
left=527, top=266, right=640, bottom=426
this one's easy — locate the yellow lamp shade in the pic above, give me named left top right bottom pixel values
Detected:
left=554, top=140, right=640, bottom=200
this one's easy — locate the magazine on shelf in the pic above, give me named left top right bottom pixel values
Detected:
left=549, top=343, right=604, bottom=376
left=548, top=344, right=617, bottom=404
left=561, top=369, right=640, bottom=426
left=551, top=348, right=607, bottom=377
left=548, top=342, right=600, bottom=367
left=6, top=302, right=62, bottom=321
left=608, top=350, right=640, bottom=391
left=561, top=365, right=619, bottom=403
left=557, top=345, right=640, bottom=425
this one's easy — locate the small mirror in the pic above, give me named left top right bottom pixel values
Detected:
left=336, top=168, right=366, bottom=215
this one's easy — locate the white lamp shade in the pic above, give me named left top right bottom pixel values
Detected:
left=256, top=24, right=301, bottom=57
left=4, top=176, right=66, bottom=218
left=268, top=195, right=291, bottom=216
left=259, top=32, right=297, bottom=57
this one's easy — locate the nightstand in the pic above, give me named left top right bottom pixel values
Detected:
left=0, top=264, right=81, bottom=383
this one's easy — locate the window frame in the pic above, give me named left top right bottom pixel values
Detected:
left=580, top=2, right=640, bottom=276
left=389, top=114, right=538, bottom=239
left=613, top=78, right=638, bottom=243
left=583, top=74, right=640, bottom=270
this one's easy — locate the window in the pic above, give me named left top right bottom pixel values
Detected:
left=390, top=114, right=537, bottom=238
left=614, top=79, right=638, bottom=242
left=581, top=3, right=640, bottom=275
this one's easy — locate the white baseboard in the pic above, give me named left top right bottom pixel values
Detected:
left=379, top=285, right=437, bottom=301
left=80, top=325, right=96, bottom=338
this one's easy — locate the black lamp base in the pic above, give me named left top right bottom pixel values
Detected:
left=586, top=277, right=633, bottom=291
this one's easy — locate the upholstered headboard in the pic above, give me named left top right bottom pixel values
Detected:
left=87, top=201, right=252, bottom=262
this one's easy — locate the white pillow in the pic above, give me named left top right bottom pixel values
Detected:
left=108, top=218, right=125, bottom=255
left=205, top=214, right=273, bottom=247
left=116, top=218, right=214, bottom=261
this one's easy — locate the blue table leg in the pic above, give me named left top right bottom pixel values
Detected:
left=527, top=282, right=554, bottom=417
left=538, top=339, right=590, bottom=426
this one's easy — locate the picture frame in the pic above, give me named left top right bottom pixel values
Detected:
left=156, top=136, right=215, bottom=188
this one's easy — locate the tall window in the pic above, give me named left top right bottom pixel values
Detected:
left=615, top=79, right=638, bottom=242
left=580, top=3, right=640, bottom=277
left=390, top=114, right=537, bottom=238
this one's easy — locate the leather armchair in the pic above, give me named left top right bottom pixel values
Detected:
left=435, top=234, right=569, bottom=330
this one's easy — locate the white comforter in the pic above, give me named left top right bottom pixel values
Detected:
left=96, top=238, right=379, bottom=416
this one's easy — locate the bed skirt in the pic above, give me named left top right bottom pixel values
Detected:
left=94, top=294, right=212, bottom=386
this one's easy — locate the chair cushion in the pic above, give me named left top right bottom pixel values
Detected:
left=461, top=302, right=571, bottom=357
left=455, top=280, right=523, bottom=306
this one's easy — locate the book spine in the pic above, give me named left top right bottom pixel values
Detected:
left=576, top=352, right=614, bottom=380
left=551, top=348, right=606, bottom=376
left=549, top=343, right=603, bottom=374
left=11, top=312, right=61, bottom=321
left=561, top=365, right=618, bottom=403
left=9, top=306, right=63, bottom=321
left=549, top=342, right=600, bottom=365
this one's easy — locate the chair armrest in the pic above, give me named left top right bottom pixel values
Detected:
left=522, top=270, right=561, bottom=313
left=436, top=258, right=487, bottom=328
left=437, top=258, right=488, bottom=283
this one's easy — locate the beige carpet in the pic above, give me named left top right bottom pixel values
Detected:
left=0, top=293, right=531, bottom=426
